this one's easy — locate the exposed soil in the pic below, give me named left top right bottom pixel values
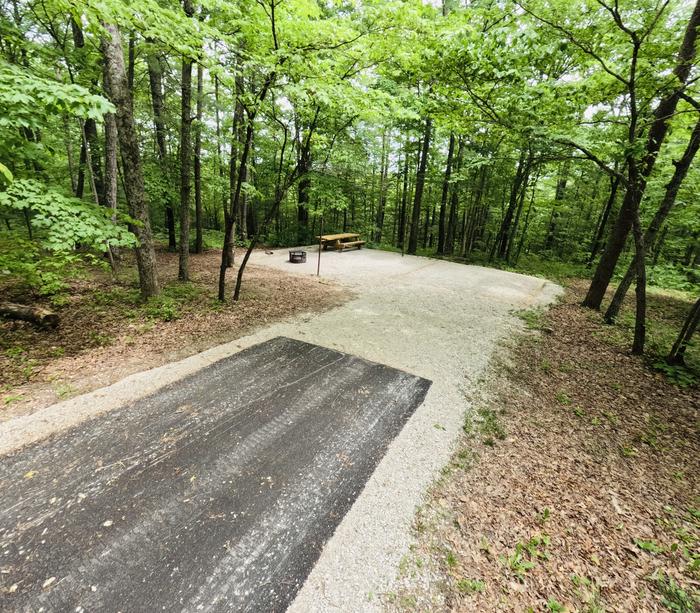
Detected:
left=388, top=281, right=699, bottom=612
left=0, top=248, right=347, bottom=419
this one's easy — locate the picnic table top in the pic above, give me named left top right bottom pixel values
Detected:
left=317, top=233, right=360, bottom=241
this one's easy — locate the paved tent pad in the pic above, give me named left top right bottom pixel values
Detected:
left=0, top=337, right=431, bottom=612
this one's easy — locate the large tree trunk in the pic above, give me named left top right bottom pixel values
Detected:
left=605, top=114, right=700, bottom=323
left=408, top=118, right=431, bottom=255
left=102, top=24, right=159, bottom=298
left=194, top=61, right=203, bottom=254
left=147, top=51, right=177, bottom=251
left=0, top=303, right=59, bottom=328
left=178, top=0, right=195, bottom=281
left=437, top=133, right=455, bottom=255
left=583, top=0, right=700, bottom=309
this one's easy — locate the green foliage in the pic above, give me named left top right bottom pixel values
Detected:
left=455, top=578, right=485, bottom=594
left=0, top=180, right=136, bottom=294
left=653, top=571, right=699, bottom=613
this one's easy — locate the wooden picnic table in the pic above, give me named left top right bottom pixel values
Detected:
left=317, top=233, right=366, bottom=251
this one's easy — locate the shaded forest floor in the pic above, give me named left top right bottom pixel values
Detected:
left=387, top=281, right=699, bottom=612
left=0, top=248, right=346, bottom=419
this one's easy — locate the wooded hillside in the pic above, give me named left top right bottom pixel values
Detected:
left=1, top=0, right=698, bottom=363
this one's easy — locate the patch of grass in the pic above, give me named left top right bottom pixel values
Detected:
left=555, top=390, right=572, bottom=405
left=502, top=534, right=550, bottom=581
left=143, top=296, right=180, bottom=322
left=635, top=538, right=665, bottom=554
left=455, top=578, right=485, bottom=594
left=476, top=407, right=506, bottom=445
left=516, top=308, right=546, bottom=331
left=546, top=598, right=565, bottom=612
left=54, top=382, right=76, bottom=399
left=3, top=393, right=23, bottom=405
left=652, top=361, right=698, bottom=388
left=445, top=549, right=458, bottom=568
left=653, top=570, right=699, bottom=612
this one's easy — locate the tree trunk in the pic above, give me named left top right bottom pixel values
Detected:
left=147, top=51, right=177, bottom=251
left=490, top=148, right=528, bottom=261
left=445, top=137, right=464, bottom=256
left=194, top=61, right=203, bottom=254
left=397, top=140, right=410, bottom=249
left=544, top=159, right=570, bottom=251
left=408, top=117, right=431, bottom=255
left=588, top=170, right=621, bottom=266
left=102, top=24, right=159, bottom=298
left=0, top=303, right=59, bottom=328
left=583, top=0, right=700, bottom=309
left=437, top=133, right=455, bottom=255
left=605, top=114, right=700, bottom=323
left=630, top=210, right=647, bottom=354
left=668, top=296, right=700, bottom=365
left=178, top=0, right=194, bottom=281
left=374, top=130, right=389, bottom=243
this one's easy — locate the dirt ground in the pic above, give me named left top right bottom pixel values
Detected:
left=387, top=282, right=699, bottom=612
left=0, top=248, right=346, bottom=419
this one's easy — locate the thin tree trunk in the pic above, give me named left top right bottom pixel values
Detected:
left=374, top=130, right=389, bottom=243
left=397, top=140, right=410, bottom=249
left=605, top=115, right=700, bottom=323
left=668, top=296, right=700, bottom=365
left=588, top=170, right=621, bottom=266
left=102, top=23, right=159, bottom=298
left=491, top=148, right=527, bottom=261
left=445, top=137, right=464, bottom=255
left=408, top=117, right=431, bottom=255
left=147, top=51, right=177, bottom=251
left=583, top=0, right=700, bottom=309
left=194, top=61, right=203, bottom=253
left=544, top=159, right=570, bottom=250
left=437, top=133, right=455, bottom=255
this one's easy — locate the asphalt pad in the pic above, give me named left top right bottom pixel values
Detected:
left=0, top=337, right=431, bottom=612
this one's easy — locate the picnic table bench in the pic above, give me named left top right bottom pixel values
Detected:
left=317, top=233, right=366, bottom=251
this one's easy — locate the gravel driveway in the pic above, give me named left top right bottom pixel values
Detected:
left=0, top=248, right=560, bottom=612
left=251, top=248, right=561, bottom=612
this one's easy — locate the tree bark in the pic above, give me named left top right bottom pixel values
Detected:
left=397, top=140, right=410, bottom=250
left=445, top=137, right=464, bottom=256
left=583, top=0, right=700, bottom=309
left=194, top=61, right=203, bottom=254
left=0, top=303, right=59, bottom=328
left=588, top=170, right=621, bottom=266
left=605, top=114, right=700, bottom=323
left=374, top=130, right=389, bottom=243
left=668, top=296, right=700, bottom=365
left=408, top=118, right=431, bottom=255
left=544, top=159, right=570, bottom=251
left=147, top=51, right=177, bottom=251
left=102, top=24, right=159, bottom=298
left=178, top=0, right=195, bottom=281
left=437, top=133, right=455, bottom=255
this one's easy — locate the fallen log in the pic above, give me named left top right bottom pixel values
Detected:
left=0, top=302, right=59, bottom=328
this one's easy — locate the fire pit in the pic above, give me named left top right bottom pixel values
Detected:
left=288, top=250, right=307, bottom=263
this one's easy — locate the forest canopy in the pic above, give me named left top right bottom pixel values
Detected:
left=1, top=0, right=699, bottom=356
